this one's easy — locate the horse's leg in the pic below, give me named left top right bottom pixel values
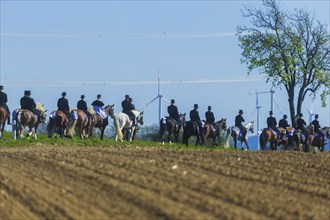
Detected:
left=100, top=127, right=105, bottom=140
left=167, top=130, right=172, bottom=145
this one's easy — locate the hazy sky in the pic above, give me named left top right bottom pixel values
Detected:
left=1, top=0, right=329, bottom=130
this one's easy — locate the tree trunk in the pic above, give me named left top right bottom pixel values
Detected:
left=288, top=89, right=296, bottom=128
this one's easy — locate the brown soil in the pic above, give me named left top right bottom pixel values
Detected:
left=1, top=147, right=329, bottom=220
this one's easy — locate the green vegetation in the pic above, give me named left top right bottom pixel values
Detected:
left=0, top=131, right=232, bottom=151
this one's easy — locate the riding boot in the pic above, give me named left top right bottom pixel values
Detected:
left=7, top=114, right=11, bottom=125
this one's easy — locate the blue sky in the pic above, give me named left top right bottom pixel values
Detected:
left=1, top=0, right=329, bottom=130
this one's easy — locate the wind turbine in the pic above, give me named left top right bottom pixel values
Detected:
left=249, top=88, right=275, bottom=150
left=306, top=102, right=315, bottom=123
left=143, top=71, right=170, bottom=123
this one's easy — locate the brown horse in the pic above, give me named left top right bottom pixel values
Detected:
left=203, top=118, right=227, bottom=146
left=0, top=106, right=9, bottom=138
left=66, top=109, right=90, bottom=139
left=13, top=103, right=47, bottom=139
left=47, top=110, right=70, bottom=138
left=160, top=113, right=186, bottom=144
left=90, top=105, right=115, bottom=140
left=182, top=121, right=205, bottom=146
left=259, top=127, right=286, bottom=151
left=309, top=126, right=330, bottom=152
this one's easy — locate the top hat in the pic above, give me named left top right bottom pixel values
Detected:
left=283, top=114, right=288, bottom=119
left=298, top=113, right=303, bottom=117
left=81, top=94, right=85, bottom=99
left=239, top=109, right=243, bottom=114
left=315, top=114, right=319, bottom=118
left=269, top=110, right=273, bottom=115
left=208, top=106, right=211, bottom=110
left=24, top=90, right=31, bottom=96
left=125, top=94, right=130, bottom=99
left=171, top=99, right=175, bottom=104
left=0, top=85, right=3, bottom=90
left=62, top=92, right=66, bottom=97
left=194, top=104, right=198, bottom=108
left=97, top=94, right=101, bottom=99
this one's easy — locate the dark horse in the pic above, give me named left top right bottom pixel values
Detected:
left=259, top=127, right=286, bottom=151
left=90, top=105, right=115, bottom=140
left=47, top=110, right=70, bottom=138
left=160, top=113, right=186, bottom=144
left=203, top=118, right=227, bottom=146
left=182, top=121, right=205, bottom=146
left=309, top=126, right=330, bottom=152
left=293, top=125, right=314, bottom=152
left=0, top=106, right=9, bottom=138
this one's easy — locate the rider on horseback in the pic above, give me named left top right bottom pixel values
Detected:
left=235, top=110, right=247, bottom=141
left=296, top=113, right=309, bottom=140
left=311, top=114, right=325, bottom=142
left=20, top=90, right=41, bottom=122
left=121, top=95, right=136, bottom=125
left=57, top=92, right=70, bottom=119
left=92, top=94, right=108, bottom=124
left=190, top=104, right=202, bottom=135
left=279, top=114, right=290, bottom=129
left=205, top=106, right=217, bottom=133
left=168, top=99, right=180, bottom=125
left=77, top=95, right=92, bottom=126
left=267, top=111, right=281, bottom=141
left=0, top=85, right=11, bottom=124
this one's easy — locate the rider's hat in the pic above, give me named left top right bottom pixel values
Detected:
left=24, top=90, right=31, bottom=96
left=129, top=97, right=133, bottom=101
left=239, top=109, right=243, bottom=114
left=298, top=112, right=303, bottom=117
left=269, top=110, right=273, bottom=115
left=62, top=92, right=66, bottom=97
left=283, top=114, right=288, bottom=118
left=315, top=114, right=319, bottom=118
left=208, top=106, right=211, bottom=110
left=194, top=104, right=198, bottom=108
left=171, top=99, right=175, bottom=104
left=125, top=94, right=130, bottom=99
left=81, top=94, right=85, bottom=99
left=97, top=94, right=101, bottom=99
left=0, top=85, right=3, bottom=90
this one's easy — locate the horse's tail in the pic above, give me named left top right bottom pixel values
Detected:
left=47, top=117, right=56, bottom=138
left=66, top=111, right=78, bottom=138
left=114, top=114, right=123, bottom=141
left=224, top=127, right=232, bottom=148
left=259, top=130, right=266, bottom=150
left=160, top=118, right=166, bottom=141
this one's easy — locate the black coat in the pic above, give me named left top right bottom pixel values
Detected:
left=311, top=119, right=321, bottom=132
left=77, top=100, right=87, bottom=111
left=267, top=116, right=277, bottom=128
left=57, top=97, right=69, bottom=113
left=235, top=115, right=245, bottom=127
left=279, top=119, right=289, bottom=128
left=205, top=110, right=215, bottom=123
left=0, top=91, right=8, bottom=105
left=91, top=99, right=104, bottom=107
left=168, top=105, right=179, bottom=120
left=190, top=109, right=200, bottom=122
left=296, top=118, right=306, bottom=129
left=121, top=99, right=133, bottom=112
left=20, top=96, right=36, bottom=111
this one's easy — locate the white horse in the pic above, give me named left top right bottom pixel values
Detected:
left=225, top=121, right=254, bottom=150
left=113, top=110, right=144, bottom=142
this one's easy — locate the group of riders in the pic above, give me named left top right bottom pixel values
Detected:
left=0, top=84, right=327, bottom=144
left=0, top=85, right=138, bottom=128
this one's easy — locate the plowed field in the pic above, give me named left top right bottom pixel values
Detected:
left=1, top=147, right=329, bottom=220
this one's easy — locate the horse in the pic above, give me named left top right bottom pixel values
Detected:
left=309, top=126, right=330, bottom=152
left=293, top=125, right=314, bottom=152
left=160, top=113, right=186, bottom=145
left=47, top=110, right=70, bottom=138
left=225, top=121, right=254, bottom=150
left=0, top=106, right=9, bottom=138
left=182, top=121, right=205, bottom=146
left=65, top=109, right=90, bottom=139
left=203, top=118, right=227, bottom=146
left=90, top=105, right=115, bottom=140
left=113, top=110, right=144, bottom=142
left=12, top=103, right=47, bottom=139
left=259, top=127, right=286, bottom=151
